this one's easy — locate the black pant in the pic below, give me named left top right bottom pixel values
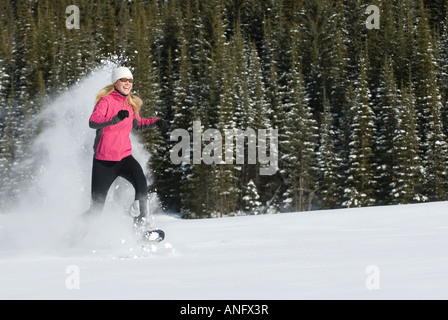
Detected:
left=87, top=155, right=147, bottom=214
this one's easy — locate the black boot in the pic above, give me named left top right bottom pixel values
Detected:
left=133, top=199, right=148, bottom=229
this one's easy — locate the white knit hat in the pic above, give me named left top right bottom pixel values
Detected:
left=111, top=67, right=133, bottom=83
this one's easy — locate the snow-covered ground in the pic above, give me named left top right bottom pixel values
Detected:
left=0, top=64, right=446, bottom=300
left=0, top=201, right=447, bottom=300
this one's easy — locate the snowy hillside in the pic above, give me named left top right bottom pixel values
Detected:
left=0, top=201, right=447, bottom=300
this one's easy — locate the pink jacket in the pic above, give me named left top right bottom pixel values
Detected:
left=89, top=90, right=158, bottom=161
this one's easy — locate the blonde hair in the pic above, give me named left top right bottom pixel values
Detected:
left=94, top=84, right=143, bottom=117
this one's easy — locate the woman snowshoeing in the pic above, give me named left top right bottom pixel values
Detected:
left=85, top=66, right=168, bottom=227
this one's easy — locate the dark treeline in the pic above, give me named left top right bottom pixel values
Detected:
left=1, top=0, right=448, bottom=218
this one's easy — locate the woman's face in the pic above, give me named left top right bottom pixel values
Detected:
left=115, top=78, right=133, bottom=95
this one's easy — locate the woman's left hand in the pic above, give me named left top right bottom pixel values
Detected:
left=155, top=119, right=170, bottom=133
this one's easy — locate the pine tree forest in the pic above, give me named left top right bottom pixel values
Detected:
left=1, top=0, right=448, bottom=218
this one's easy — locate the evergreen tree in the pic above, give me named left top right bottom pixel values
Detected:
left=245, top=40, right=271, bottom=202
left=342, top=0, right=368, bottom=80
left=375, top=57, right=399, bottom=204
left=390, top=83, right=426, bottom=203
left=229, top=20, right=248, bottom=130
left=413, top=0, right=448, bottom=200
left=282, top=61, right=318, bottom=212
left=316, top=90, right=339, bottom=209
left=393, top=0, right=415, bottom=88
left=327, top=2, right=350, bottom=120
left=300, top=0, right=342, bottom=113
left=343, top=53, right=377, bottom=207
left=242, top=179, right=262, bottom=215
left=96, top=0, right=119, bottom=58
left=366, top=0, right=394, bottom=93
left=212, top=40, right=240, bottom=216
left=11, top=0, right=40, bottom=169
left=437, top=1, right=448, bottom=154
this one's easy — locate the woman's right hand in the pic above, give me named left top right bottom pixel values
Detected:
left=117, top=110, right=129, bottom=121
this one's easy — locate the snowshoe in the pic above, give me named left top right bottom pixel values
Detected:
left=142, top=228, right=165, bottom=242
left=130, top=197, right=166, bottom=243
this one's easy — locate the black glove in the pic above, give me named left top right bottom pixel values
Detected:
left=155, top=119, right=170, bottom=133
left=117, top=110, right=129, bottom=121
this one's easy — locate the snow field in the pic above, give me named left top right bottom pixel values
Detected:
left=0, top=201, right=447, bottom=300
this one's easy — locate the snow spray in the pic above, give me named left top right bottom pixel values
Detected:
left=0, top=62, right=154, bottom=252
